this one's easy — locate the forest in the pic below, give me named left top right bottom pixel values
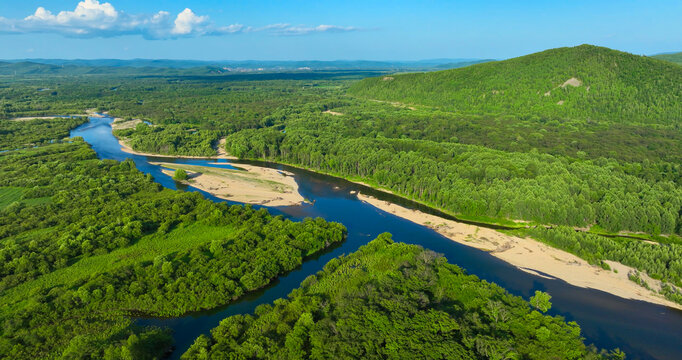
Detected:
left=223, top=113, right=682, bottom=235
left=1, top=44, right=681, bottom=358
left=0, top=116, right=87, bottom=151
left=349, top=45, right=682, bottom=124
left=183, top=235, right=623, bottom=360
left=0, top=72, right=362, bottom=156
left=3, top=45, right=681, bottom=301
left=220, top=113, right=682, bottom=303
left=0, top=118, right=346, bottom=359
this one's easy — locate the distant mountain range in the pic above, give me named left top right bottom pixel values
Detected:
left=0, top=58, right=495, bottom=76
left=2, top=49, right=677, bottom=77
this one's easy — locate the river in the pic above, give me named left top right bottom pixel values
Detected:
left=71, top=115, right=682, bottom=360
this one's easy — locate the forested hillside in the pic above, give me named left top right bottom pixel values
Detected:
left=653, top=52, right=682, bottom=64
left=349, top=45, right=682, bottom=124
left=0, top=118, right=346, bottom=359
left=183, top=235, right=620, bottom=359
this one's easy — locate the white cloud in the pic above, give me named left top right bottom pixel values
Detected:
left=0, top=1, right=360, bottom=39
left=171, top=8, right=207, bottom=35
left=273, top=24, right=359, bottom=36
left=23, top=0, right=123, bottom=35
left=25, top=0, right=118, bottom=24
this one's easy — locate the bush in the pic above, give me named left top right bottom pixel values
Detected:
left=173, top=169, right=188, bottom=181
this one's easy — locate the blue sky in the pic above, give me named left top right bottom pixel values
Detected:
left=0, top=0, right=680, bottom=60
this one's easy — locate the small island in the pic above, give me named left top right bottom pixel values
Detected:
left=153, top=162, right=305, bottom=207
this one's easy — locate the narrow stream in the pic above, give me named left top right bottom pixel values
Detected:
left=71, top=116, right=682, bottom=360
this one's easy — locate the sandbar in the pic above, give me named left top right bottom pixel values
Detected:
left=357, top=193, right=682, bottom=310
left=153, top=162, right=305, bottom=207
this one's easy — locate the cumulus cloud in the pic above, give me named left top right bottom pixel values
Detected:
left=0, top=1, right=359, bottom=39
left=171, top=8, right=207, bottom=35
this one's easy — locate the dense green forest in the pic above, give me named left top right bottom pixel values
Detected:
left=349, top=45, right=682, bottom=124
left=114, top=122, right=220, bottom=157
left=0, top=72, right=370, bottom=121
left=224, top=109, right=682, bottom=236
left=2, top=45, right=680, bottom=302
left=302, top=99, right=682, bottom=165
left=1, top=44, right=681, bottom=357
left=183, top=235, right=621, bottom=359
left=0, top=73, right=364, bottom=156
left=0, top=118, right=346, bottom=359
left=214, top=46, right=682, bottom=303
left=0, top=116, right=86, bottom=150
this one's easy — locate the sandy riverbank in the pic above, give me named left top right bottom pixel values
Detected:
left=111, top=117, right=143, bottom=130
left=153, top=162, right=305, bottom=207
left=357, top=193, right=682, bottom=310
left=215, top=138, right=230, bottom=157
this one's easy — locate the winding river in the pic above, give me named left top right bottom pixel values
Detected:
left=71, top=116, right=682, bottom=360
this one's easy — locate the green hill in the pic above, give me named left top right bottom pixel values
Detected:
left=653, top=52, right=682, bottom=64
left=349, top=45, right=682, bottom=124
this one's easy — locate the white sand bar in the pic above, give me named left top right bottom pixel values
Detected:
left=358, top=193, right=682, bottom=310
left=154, top=162, right=305, bottom=207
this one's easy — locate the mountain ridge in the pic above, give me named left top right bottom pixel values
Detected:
left=348, top=44, right=682, bottom=124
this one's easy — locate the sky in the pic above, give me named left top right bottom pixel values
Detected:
left=0, top=0, right=680, bottom=61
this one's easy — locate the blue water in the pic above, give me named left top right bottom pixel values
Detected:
left=71, top=116, right=682, bottom=360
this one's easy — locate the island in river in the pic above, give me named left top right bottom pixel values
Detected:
left=152, top=162, right=305, bottom=207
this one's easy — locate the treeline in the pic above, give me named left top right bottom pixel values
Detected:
left=314, top=99, right=682, bottom=166
left=0, top=133, right=345, bottom=358
left=225, top=125, right=682, bottom=236
left=114, top=123, right=219, bottom=157
left=184, top=235, right=622, bottom=360
left=0, top=75, right=347, bottom=130
left=349, top=45, right=682, bottom=125
left=0, top=117, right=87, bottom=150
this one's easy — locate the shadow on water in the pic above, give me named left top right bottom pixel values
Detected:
left=71, top=116, right=682, bottom=360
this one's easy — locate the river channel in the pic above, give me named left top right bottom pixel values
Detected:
left=71, top=115, right=682, bottom=360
